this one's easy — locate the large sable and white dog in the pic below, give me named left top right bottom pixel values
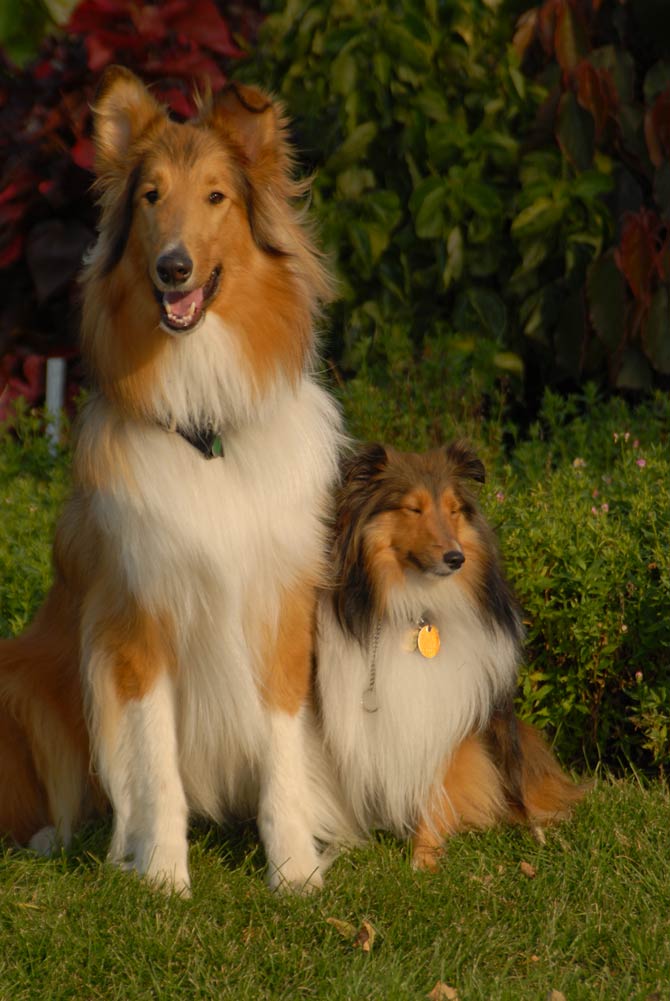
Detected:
left=0, top=67, right=343, bottom=894
left=315, top=442, right=584, bottom=868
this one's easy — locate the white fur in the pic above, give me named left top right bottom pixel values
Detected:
left=258, top=709, right=323, bottom=892
left=79, top=314, right=343, bottom=892
left=315, top=574, right=520, bottom=839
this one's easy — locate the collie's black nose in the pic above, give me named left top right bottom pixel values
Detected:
left=443, top=549, right=464, bottom=570
left=157, top=249, right=193, bottom=286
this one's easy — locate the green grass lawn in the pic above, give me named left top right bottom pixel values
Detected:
left=1, top=407, right=670, bottom=1000
left=1, top=779, right=669, bottom=1000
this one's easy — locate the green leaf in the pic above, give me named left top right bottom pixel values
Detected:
left=380, top=22, right=433, bottom=70
left=494, top=351, right=524, bottom=375
left=442, top=227, right=463, bottom=289
left=616, top=346, right=652, bottom=390
left=643, top=60, right=670, bottom=103
left=556, top=91, right=594, bottom=171
left=325, top=122, right=378, bottom=173
left=414, top=88, right=450, bottom=123
left=511, top=197, right=565, bottom=238
left=453, top=287, right=507, bottom=339
left=461, top=180, right=502, bottom=219
left=410, top=178, right=446, bottom=239
left=330, top=52, right=357, bottom=95
left=643, top=285, right=670, bottom=374
left=587, top=250, right=626, bottom=353
left=572, top=170, right=614, bottom=201
left=336, top=167, right=375, bottom=199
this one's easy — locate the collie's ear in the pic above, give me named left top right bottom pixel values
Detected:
left=445, top=440, right=486, bottom=484
left=93, top=66, right=164, bottom=175
left=201, top=83, right=282, bottom=169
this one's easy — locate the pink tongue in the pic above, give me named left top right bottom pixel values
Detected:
left=164, top=286, right=204, bottom=317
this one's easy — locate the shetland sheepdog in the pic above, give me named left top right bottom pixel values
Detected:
left=315, top=441, right=584, bottom=868
left=0, top=67, right=343, bottom=894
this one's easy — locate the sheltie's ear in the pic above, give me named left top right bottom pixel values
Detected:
left=332, top=443, right=389, bottom=644
left=445, top=440, right=486, bottom=484
left=341, top=442, right=388, bottom=491
left=92, top=66, right=164, bottom=176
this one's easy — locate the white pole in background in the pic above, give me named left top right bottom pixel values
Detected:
left=45, top=357, right=66, bottom=453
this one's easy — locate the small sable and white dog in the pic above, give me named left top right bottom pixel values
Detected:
left=0, top=67, right=344, bottom=894
left=314, top=441, right=584, bottom=868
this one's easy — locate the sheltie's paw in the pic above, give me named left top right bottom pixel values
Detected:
left=266, top=857, right=324, bottom=895
left=28, top=825, right=60, bottom=857
left=412, top=841, right=445, bottom=873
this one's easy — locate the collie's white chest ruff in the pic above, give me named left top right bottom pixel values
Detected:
left=317, top=588, right=519, bottom=835
left=87, top=372, right=339, bottom=816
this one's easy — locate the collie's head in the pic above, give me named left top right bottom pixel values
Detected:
left=331, top=441, right=521, bottom=644
left=81, top=66, right=332, bottom=417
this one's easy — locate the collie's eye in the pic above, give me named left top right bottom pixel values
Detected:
left=209, top=191, right=225, bottom=205
left=144, top=189, right=159, bottom=205
left=404, top=506, right=422, bottom=516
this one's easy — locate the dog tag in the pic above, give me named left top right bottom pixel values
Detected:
left=361, top=688, right=379, bottom=713
left=417, top=624, right=440, bottom=659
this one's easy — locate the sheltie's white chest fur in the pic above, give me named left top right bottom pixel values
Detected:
left=316, top=582, right=519, bottom=836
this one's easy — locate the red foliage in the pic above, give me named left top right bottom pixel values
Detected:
left=614, top=210, right=664, bottom=308
left=0, top=0, right=261, bottom=419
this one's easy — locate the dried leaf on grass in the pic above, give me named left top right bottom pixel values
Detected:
left=353, top=919, right=376, bottom=952
left=326, top=917, right=357, bottom=940
left=326, top=917, right=377, bottom=953
left=520, top=860, right=537, bottom=879
left=427, top=981, right=459, bottom=1000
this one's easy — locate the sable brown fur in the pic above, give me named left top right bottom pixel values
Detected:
left=316, top=440, right=586, bottom=868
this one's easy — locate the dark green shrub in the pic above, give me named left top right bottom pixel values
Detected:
left=244, top=0, right=541, bottom=393
left=244, top=0, right=670, bottom=403
left=487, top=390, right=670, bottom=771
left=0, top=402, right=69, bottom=636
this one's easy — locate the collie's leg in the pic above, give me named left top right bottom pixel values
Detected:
left=258, top=708, right=322, bottom=892
left=412, top=734, right=507, bottom=871
left=83, top=603, right=189, bottom=895
left=257, top=583, right=322, bottom=892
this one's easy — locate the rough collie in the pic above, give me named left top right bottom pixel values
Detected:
left=0, top=67, right=343, bottom=894
left=315, top=441, right=584, bottom=868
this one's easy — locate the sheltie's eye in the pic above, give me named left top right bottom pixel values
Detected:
left=403, top=506, right=423, bottom=516
left=144, top=189, right=159, bottom=205
left=209, top=191, right=225, bottom=205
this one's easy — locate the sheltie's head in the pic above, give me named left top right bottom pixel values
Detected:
left=331, top=441, right=520, bottom=644
left=81, top=66, right=331, bottom=414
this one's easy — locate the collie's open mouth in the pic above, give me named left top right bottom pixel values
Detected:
left=155, top=267, right=221, bottom=334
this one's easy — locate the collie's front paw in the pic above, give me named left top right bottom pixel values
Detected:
left=143, top=845, right=191, bottom=898
left=266, top=855, right=323, bottom=895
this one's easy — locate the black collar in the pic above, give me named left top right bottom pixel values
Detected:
left=175, top=425, right=225, bottom=459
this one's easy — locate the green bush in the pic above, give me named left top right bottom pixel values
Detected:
left=243, top=0, right=670, bottom=405
left=487, top=390, right=670, bottom=771
left=0, top=403, right=69, bottom=636
left=243, top=0, right=541, bottom=392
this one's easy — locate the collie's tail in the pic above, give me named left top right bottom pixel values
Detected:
left=0, top=583, right=89, bottom=847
